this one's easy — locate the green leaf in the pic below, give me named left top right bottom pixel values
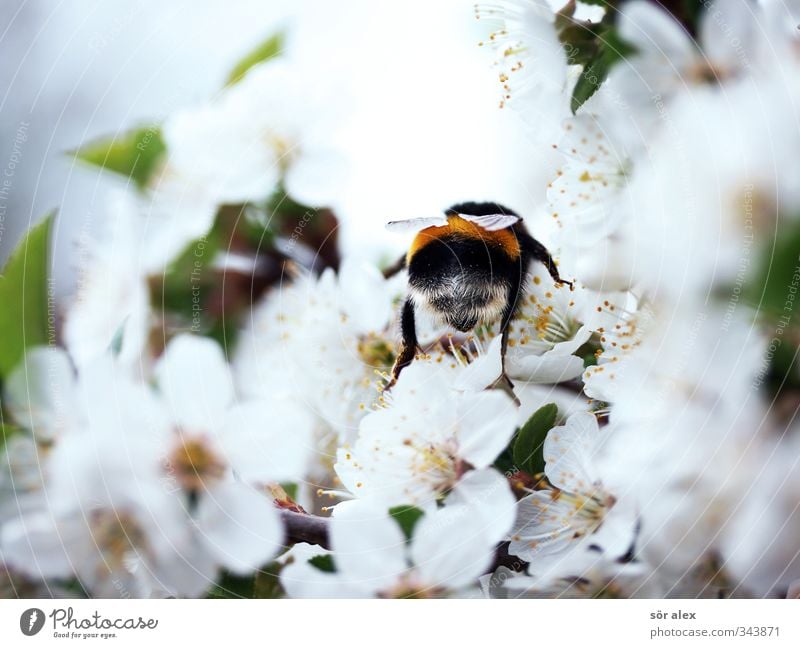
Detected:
left=583, top=353, right=599, bottom=368
left=388, top=505, right=425, bottom=541
left=571, top=41, right=623, bottom=114
left=253, top=562, right=285, bottom=598
left=513, top=403, right=559, bottom=475
left=281, top=482, right=299, bottom=501
left=739, top=216, right=800, bottom=398
left=0, top=213, right=54, bottom=379
left=750, top=221, right=800, bottom=318
left=683, top=0, right=704, bottom=27
left=575, top=336, right=602, bottom=368
left=308, top=554, right=336, bottom=574
left=108, top=320, right=127, bottom=356
left=563, top=17, right=636, bottom=114
left=493, top=446, right=517, bottom=475
left=206, top=572, right=255, bottom=599
left=226, top=32, right=285, bottom=86
left=571, top=64, right=602, bottom=113
left=73, top=126, right=166, bottom=190
left=560, top=24, right=600, bottom=66
left=153, top=230, right=222, bottom=339
left=0, top=422, right=24, bottom=451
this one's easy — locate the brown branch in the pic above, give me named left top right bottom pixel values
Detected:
left=281, top=509, right=331, bottom=549
left=490, top=542, right=529, bottom=574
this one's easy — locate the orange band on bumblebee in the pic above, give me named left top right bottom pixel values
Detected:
left=406, top=215, right=521, bottom=264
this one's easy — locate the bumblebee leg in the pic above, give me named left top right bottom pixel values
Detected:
left=494, top=328, right=516, bottom=393
left=491, top=314, right=521, bottom=405
left=387, top=298, right=418, bottom=388
left=382, top=254, right=407, bottom=279
left=525, top=237, right=573, bottom=289
left=496, top=269, right=526, bottom=391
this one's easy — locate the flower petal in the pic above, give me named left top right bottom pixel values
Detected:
left=543, top=411, right=602, bottom=492
left=456, top=391, right=518, bottom=468
left=4, top=347, right=77, bottom=441
left=197, top=481, right=283, bottom=575
left=411, top=504, right=493, bottom=590
left=508, top=492, right=577, bottom=561
left=284, top=146, right=349, bottom=209
left=221, top=399, right=314, bottom=484
left=1, top=512, right=75, bottom=578
left=507, top=352, right=586, bottom=384
left=156, top=335, right=234, bottom=432
left=279, top=543, right=366, bottom=598
left=454, top=335, right=503, bottom=392
left=448, top=468, right=516, bottom=546
left=337, top=258, right=393, bottom=334
left=618, top=1, right=694, bottom=64
left=700, top=0, right=754, bottom=71
left=329, top=501, right=408, bottom=594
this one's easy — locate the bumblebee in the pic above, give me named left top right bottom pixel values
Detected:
left=385, top=201, right=572, bottom=385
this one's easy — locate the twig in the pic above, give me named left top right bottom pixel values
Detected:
left=281, top=509, right=330, bottom=548
left=490, top=542, right=529, bottom=573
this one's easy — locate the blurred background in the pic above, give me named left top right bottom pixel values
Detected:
left=0, top=0, right=560, bottom=296
left=0, top=0, right=288, bottom=289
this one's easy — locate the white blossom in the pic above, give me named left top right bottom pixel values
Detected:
left=4, top=347, right=83, bottom=443
left=598, top=308, right=769, bottom=588
left=335, top=361, right=518, bottom=509
left=607, top=0, right=799, bottom=137
left=721, top=436, right=800, bottom=596
left=2, top=336, right=314, bottom=596
left=484, top=275, right=629, bottom=384
left=152, top=334, right=314, bottom=575
left=282, top=499, right=505, bottom=598
left=509, top=412, right=637, bottom=575
left=144, top=56, right=348, bottom=269
left=623, top=74, right=800, bottom=305
left=475, top=0, right=571, bottom=137
left=482, top=551, right=661, bottom=598
left=235, top=259, right=402, bottom=444
left=1, top=359, right=209, bottom=597
left=547, top=114, right=636, bottom=290
left=63, top=191, right=151, bottom=369
left=582, top=300, right=653, bottom=403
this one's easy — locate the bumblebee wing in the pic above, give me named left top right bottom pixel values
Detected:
left=457, top=212, right=521, bottom=231
left=385, top=215, right=448, bottom=233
